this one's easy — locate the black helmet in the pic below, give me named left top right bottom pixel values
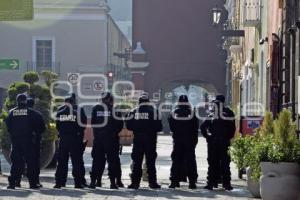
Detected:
left=139, top=93, right=149, bottom=104
left=215, top=94, right=225, bottom=103
left=16, top=93, right=27, bottom=105
left=178, top=95, right=189, bottom=103
left=102, top=92, right=114, bottom=105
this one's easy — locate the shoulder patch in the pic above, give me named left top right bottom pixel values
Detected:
left=13, top=109, right=28, bottom=116
left=59, top=115, right=76, bottom=122
left=134, top=112, right=149, bottom=120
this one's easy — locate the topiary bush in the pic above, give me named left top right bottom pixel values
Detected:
left=23, top=71, right=39, bottom=85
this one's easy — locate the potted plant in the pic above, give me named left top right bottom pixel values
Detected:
left=230, top=111, right=275, bottom=198
left=258, top=109, right=300, bottom=200
left=230, top=135, right=261, bottom=198
left=0, top=71, right=58, bottom=169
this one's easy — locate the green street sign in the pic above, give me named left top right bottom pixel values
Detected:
left=0, top=0, right=33, bottom=21
left=0, top=59, right=19, bottom=70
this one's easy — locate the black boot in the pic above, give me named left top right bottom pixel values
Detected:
left=89, top=178, right=96, bottom=189
left=110, top=177, right=118, bottom=189
left=96, top=179, right=102, bottom=188
left=53, top=184, right=62, bottom=189
left=15, top=181, right=21, bottom=188
left=74, top=179, right=84, bottom=189
left=89, top=172, right=97, bottom=189
left=7, top=177, right=15, bottom=189
left=223, top=183, right=233, bottom=191
left=117, top=177, right=124, bottom=188
left=149, top=182, right=161, bottom=189
left=204, top=184, right=213, bottom=190
left=30, top=184, right=40, bottom=189
left=128, top=183, right=140, bottom=189
left=188, top=181, right=197, bottom=189
left=169, top=181, right=180, bottom=189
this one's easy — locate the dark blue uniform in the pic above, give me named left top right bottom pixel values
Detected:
left=57, top=104, right=87, bottom=186
left=90, top=103, right=123, bottom=188
left=5, top=105, right=45, bottom=188
left=200, top=105, right=236, bottom=190
left=55, top=106, right=84, bottom=188
left=168, top=104, right=199, bottom=188
left=126, top=103, right=162, bottom=188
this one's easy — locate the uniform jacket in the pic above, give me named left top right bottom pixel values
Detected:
left=56, top=107, right=82, bottom=138
left=200, top=107, right=236, bottom=141
left=91, top=104, right=123, bottom=141
left=6, top=106, right=45, bottom=141
left=168, top=105, right=199, bottom=143
left=126, top=104, right=163, bottom=136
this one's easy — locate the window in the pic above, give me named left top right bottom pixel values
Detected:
left=33, top=37, right=55, bottom=71
left=36, top=40, right=52, bottom=69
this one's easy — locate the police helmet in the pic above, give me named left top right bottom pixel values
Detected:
left=139, top=94, right=149, bottom=104
left=102, top=92, right=114, bottom=105
left=215, top=94, right=225, bottom=103
left=178, top=95, right=189, bottom=103
left=16, top=93, right=27, bottom=105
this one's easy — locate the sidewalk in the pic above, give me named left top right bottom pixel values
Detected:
left=0, top=136, right=254, bottom=200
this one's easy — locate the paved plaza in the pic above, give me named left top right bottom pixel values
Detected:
left=0, top=135, right=255, bottom=200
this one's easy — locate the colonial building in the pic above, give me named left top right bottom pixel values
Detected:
left=227, top=0, right=300, bottom=134
left=0, top=0, right=130, bottom=108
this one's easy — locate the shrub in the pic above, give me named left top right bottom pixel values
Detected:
left=40, top=70, right=58, bottom=87
left=29, top=84, right=43, bottom=99
left=23, top=71, right=39, bottom=85
left=230, top=110, right=300, bottom=181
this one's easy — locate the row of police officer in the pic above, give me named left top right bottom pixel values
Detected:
left=5, top=92, right=235, bottom=191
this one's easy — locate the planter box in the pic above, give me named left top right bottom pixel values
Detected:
left=260, top=162, right=300, bottom=200
left=246, top=167, right=261, bottom=198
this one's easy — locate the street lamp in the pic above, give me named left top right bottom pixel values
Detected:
left=212, top=5, right=222, bottom=25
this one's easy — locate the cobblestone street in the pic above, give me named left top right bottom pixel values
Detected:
left=0, top=135, right=254, bottom=199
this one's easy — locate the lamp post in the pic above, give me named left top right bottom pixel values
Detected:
left=212, top=5, right=222, bottom=25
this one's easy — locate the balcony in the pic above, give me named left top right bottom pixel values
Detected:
left=26, top=61, right=61, bottom=75
left=243, top=0, right=261, bottom=27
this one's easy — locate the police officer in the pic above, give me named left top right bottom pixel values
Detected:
left=126, top=94, right=162, bottom=189
left=168, top=95, right=199, bottom=189
left=5, top=94, right=45, bottom=189
left=57, top=93, right=88, bottom=187
left=54, top=96, right=85, bottom=189
left=200, top=95, right=236, bottom=191
left=89, top=92, right=124, bottom=189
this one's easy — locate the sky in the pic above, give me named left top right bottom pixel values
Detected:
left=107, top=0, right=132, bottom=43
left=107, top=0, right=132, bottom=21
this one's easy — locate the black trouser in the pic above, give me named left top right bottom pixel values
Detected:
left=55, top=136, right=82, bottom=185
left=131, top=134, right=157, bottom=184
left=170, top=139, right=198, bottom=183
left=33, top=138, right=41, bottom=184
left=90, top=137, right=120, bottom=180
left=15, top=137, right=41, bottom=185
left=73, top=134, right=86, bottom=185
left=207, top=139, right=231, bottom=186
left=95, top=145, right=122, bottom=182
left=9, top=138, right=36, bottom=186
